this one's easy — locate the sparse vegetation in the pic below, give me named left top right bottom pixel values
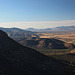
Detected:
left=34, top=48, right=71, bottom=55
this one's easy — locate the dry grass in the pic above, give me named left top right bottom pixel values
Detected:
left=70, top=49, right=75, bottom=53
left=36, top=31, right=75, bottom=44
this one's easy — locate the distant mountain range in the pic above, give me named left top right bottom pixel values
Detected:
left=54, top=26, right=75, bottom=31
left=25, top=28, right=52, bottom=32
left=0, top=26, right=75, bottom=34
left=25, top=28, right=37, bottom=31
left=26, top=28, right=52, bottom=31
left=0, top=26, right=75, bottom=49
left=0, top=30, right=67, bottom=75
left=0, top=27, right=39, bottom=40
left=25, top=26, right=75, bottom=32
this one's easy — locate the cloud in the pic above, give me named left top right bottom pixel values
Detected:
left=0, top=20, right=75, bottom=29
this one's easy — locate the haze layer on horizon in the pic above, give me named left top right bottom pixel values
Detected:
left=0, top=20, right=75, bottom=29
left=0, top=0, right=75, bottom=29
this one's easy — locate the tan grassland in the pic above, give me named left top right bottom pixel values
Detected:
left=36, top=32, right=75, bottom=44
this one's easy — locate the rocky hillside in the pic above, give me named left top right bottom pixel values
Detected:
left=0, top=30, right=67, bottom=75
left=17, top=38, right=75, bottom=49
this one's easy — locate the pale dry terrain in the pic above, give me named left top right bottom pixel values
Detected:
left=36, top=31, right=75, bottom=44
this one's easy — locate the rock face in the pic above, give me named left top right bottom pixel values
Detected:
left=18, top=38, right=75, bottom=49
left=0, top=30, right=66, bottom=75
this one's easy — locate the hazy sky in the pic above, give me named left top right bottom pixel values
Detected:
left=0, top=0, right=75, bottom=29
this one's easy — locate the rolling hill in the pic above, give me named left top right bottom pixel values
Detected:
left=16, top=38, right=75, bottom=49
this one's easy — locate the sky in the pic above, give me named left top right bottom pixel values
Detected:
left=0, top=0, right=75, bottom=29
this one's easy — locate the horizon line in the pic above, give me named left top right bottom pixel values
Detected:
left=0, top=20, right=75, bottom=29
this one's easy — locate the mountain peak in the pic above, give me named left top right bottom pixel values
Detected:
left=0, top=30, right=8, bottom=37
